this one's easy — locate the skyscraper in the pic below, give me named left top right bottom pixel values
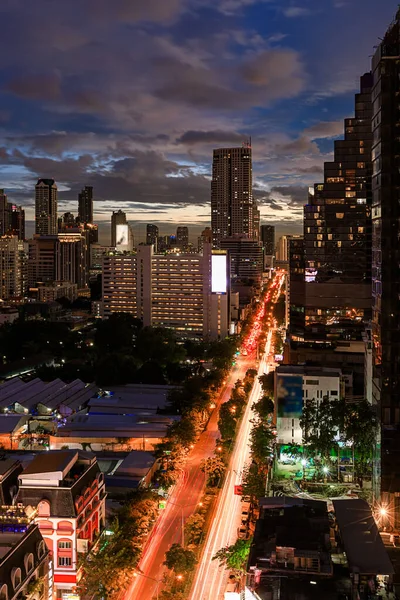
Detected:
left=371, top=9, right=400, bottom=513
left=260, top=225, right=275, bottom=256
left=35, top=179, right=58, bottom=235
left=289, top=74, right=373, bottom=338
left=111, top=209, right=133, bottom=248
left=146, top=224, right=159, bottom=249
left=0, top=190, right=10, bottom=236
left=0, top=236, right=22, bottom=299
left=28, top=233, right=87, bottom=289
left=176, top=226, right=189, bottom=250
left=78, top=186, right=94, bottom=224
left=9, top=205, right=25, bottom=240
left=211, top=144, right=254, bottom=248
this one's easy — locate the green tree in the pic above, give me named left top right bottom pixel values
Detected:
left=300, top=397, right=338, bottom=460
left=253, top=396, right=274, bottom=419
left=249, top=419, right=274, bottom=464
left=259, top=372, right=274, bottom=396
left=167, top=417, right=197, bottom=447
left=164, top=544, right=197, bottom=574
left=95, top=313, right=142, bottom=354
left=201, top=456, right=226, bottom=487
left=241, top=463, right=266, bottom=504
left=212, top=539, right=251, bottom=573
left=218, top=402, right=238, bottom=441
left=135, top=327, right=186, bottom=366
left=185, top=513, right=205, bottom=545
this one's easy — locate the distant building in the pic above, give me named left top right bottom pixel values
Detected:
left=0, top=236, right=22, bottom=299
left=28, top=234, right=87, bottom=289
left=35, top=179, right=58, bottom=236
left=276, top=234, right=302, bottom=262
left=176, top=226, right=189, bottom=250
left=111, top=210, right=133, bottom=250
left=198, top=227, right=212, bottom=252
left=102, top=244, right=230, bottom=339
left=260, top=225, right=275, bottom=256
left=9, top=204, right=25, bottom=241
left=220, top=236, right=263, bottom=306
left=34, top=281, right=78, bottom=303
left=146, top=224, right=159, bottom=249
left=90, top=244, right=115, bottom=271
left=78, top=186, right=94, bottom=224
left=211, top=145, right=256, bottom=248
left=17, top=450, right=106, bottom=598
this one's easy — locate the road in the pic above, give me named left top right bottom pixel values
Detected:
left=127, top=272, right=284, bottom=600
left=126, top=355, right=256, bottom=600
left=188, top=272, right=284, bottom=600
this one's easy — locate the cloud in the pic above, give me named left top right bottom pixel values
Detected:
left=270, top=184, right=308, bottom=205
left=283, top=6, right=312, bottom=17
left=275, top=136, right=320, bottom=155
left=176, top=130, right=245, bottom=145
left=240, top=49, right=306, bottom=99
left=6, top=71, right=61, bottom=100
left=304, top=120, right=344, bottom=138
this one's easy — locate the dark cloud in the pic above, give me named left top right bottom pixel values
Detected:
left=240, top=49, right=305, bottom=99
left=287, top=165, right=324, bottom=174
left=6, top=71, right=61, bottom=100
left=304, top=120, right=344, bottom=138
left=176, top=130, right=245, bottom=145
left=271, top=185, right=308, bottom=205
left=276, top=137, right=320, bottom=155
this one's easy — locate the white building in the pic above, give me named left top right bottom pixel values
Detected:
left=274, top=365, right=344, bottom=445
left=102, top=244, right=230, bottom=340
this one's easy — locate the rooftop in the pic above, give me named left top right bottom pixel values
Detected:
left=21, top=450, right=78, bottom=477
left=0, top=458, right=21, bottom=480
left=333, top=499, right=394, bottom=576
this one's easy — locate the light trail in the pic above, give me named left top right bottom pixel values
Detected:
left=188, top=272, right=284, bottom=600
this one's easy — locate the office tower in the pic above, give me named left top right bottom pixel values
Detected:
left=9, top=205, right=25, bottom=240
left=176, top=226, right=189, bottom=250
left=211, top=144, right=254, bottom=248
left=0, top=190, right=10, bottom=236
left=371, top=10, right=400, bottom=514
left=78, top=185, right=94, bottom=224
left=276, top=234, right=302, bottom=262
left=102, top=244, right=229, bottom=339
left=111, top=209, right=133, bottom=249
left=198, top=227, right=212, bottom=252
left=301, top=73, right=372, bottom=331
left=157, top=235, right=168, bottom=252
left=35, top=178, right=58, bottom=235
left=0, top=236, right=21, bottom=299
left=146, top=224, right=159, bottom=249
left=58, top=212, right=76, bottom=230
left=260, top=225, right=275, bottom=256
left=28, top=233, right=87, bottom=289
left=253, top=200, right=260, bottom=241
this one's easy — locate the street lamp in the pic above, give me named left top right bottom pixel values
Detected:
left=133, top=570, right=162, bottom=600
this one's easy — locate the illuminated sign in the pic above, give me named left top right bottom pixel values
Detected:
left=275, top=354, right=283, bottom=362
left=116, top=224, right=129, bottom=249
left=211, top=254, right=227, bottom=294
left=234, top=485, right=243, bottom=496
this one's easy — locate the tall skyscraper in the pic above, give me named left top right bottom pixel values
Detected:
left=198, top=227, right=212, bottom=252
left=371, top=9, right=400, bottom=514
left=35, top=179, right=58, bottom=235
left=0, top=236, right=22, bottom=299
left=260, top=225, right=275, bottom=256
left=288, top=74, right=373, bottom=340
left=28, top=234, right=87, bottom=289
left=9, top=205, right=25, bottom=240
left=111, top=209, right=133, bottom=249
left=146, top=224, right=159, bottom=249
left=211, top=144, right=254, bottom=248
left=176, top=226, right=189, bottom=250
left=78, top=186, right=94, bottom=224
left=0, top=190, right=10, bottom=236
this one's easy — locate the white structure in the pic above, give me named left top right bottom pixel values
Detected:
left=102, top=243, right=230, bottom=339
left=274, top=365, right=344, bottom=445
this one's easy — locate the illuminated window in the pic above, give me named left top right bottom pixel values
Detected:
left=336, top=213, right=344, bottom=219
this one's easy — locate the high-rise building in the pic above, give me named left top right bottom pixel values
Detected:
left=253, top=200, right=260, bottom=241
left=102, top=244, right=230, bottom=339
left=78, top=185, right=94, bottom=224
left=176, top=226, right=189, bottom=250
left=146, top=224, right=159, bottom=249
left=0, top=190, right=10, bottom=236
left=28, top=234, right=87, bottom=289
left=35, top=178, right=58, bottom=236
left=58, top=212, right=76, bottom=230
left=9, top=204, right=25, bottom=240
left=260, top=225, right=275, bottom=256
left=198, top=227, right=212, bottom=252
left=111, top=209, right=133, bottom=249
left=370, top=10, right=400, bottom=516
left=211, top=144, right=255, bottom=248
left=0, top=236, right=22, bottom=299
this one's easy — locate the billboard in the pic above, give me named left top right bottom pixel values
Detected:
left=116, top=224, right=129, bottom=249
left=211, top=254, right=227, bottom=294
left=276, top=374, right=303, bottom=418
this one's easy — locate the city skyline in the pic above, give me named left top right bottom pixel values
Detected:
left=0, top=0, right=395, bottom=236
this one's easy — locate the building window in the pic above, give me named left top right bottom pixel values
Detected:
left=11, top=569, right=22, bottom=590
left=38, top=500, right=50, bottom=517
left=58, top=540, right=72, bottom=549
left=37, top=540, right=46, bottom=559
left=58, top=557, right=72, bottom=567
left=24, top=553, right=34, bottom=575
left=0, top=585, right=7, bottom=600
left=330, top=390, right=338, bottom=396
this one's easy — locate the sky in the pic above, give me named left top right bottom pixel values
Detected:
left=0, top=0, right=396, bottom=244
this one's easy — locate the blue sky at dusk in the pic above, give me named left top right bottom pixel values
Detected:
left=0, top=0, right=396, bottom=242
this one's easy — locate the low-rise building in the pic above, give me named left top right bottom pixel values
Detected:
left=16, top=450, right=106, bottom=599
left=274, top=365, right=344, bottom=445
left=0, top=507, right=51, bottom=600
left=247, top=496, right=332, bottom=596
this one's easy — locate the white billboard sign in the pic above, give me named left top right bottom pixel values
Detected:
left=116, top=224, right=129, bottom=250
left=212, top=254, right=227, bottom=294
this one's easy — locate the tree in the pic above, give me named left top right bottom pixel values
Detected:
left=241, top=463, right=266, bottom=504
left=164, top=544, right=197, bottom=574
left=253, top=396, right=274, bottom=419
left=135, top=327, right=186, bottom=366
left=259, top=372, right=274, bottom=396
left=212, top=539, right=251, bottom=573
left=249, top=419, right=274, bottom=464
left=185, top=513, right=205, bottom=545
left=218, top=402, right=238, bottom=441
left=300, top=397, right=338, bottom=460
left=95, top=313, right=142, bottom=354
left=167, top=417, right=197, bottom=447
left=201, top=456, right=226, bottom=487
